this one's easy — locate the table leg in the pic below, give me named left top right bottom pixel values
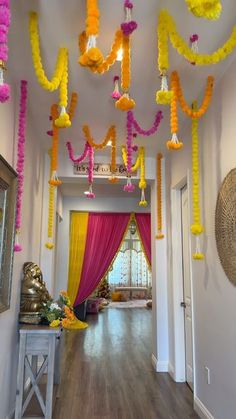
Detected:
left=15, top=334, right=26, bottom=419
left=45, top=335, right=56, bottom=419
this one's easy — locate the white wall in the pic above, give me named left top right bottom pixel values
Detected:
left=0, top=85, right=45, bottom=419
left=167, top=57, right=236, bottom=418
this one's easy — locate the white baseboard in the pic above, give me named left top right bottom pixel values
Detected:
left=5, top=406, right=15, bottom=419
left=194, top=396, right=214, bottom=419
left=156, top=360, right=169, bottom=372
left=168, top=362, right=175, bottom=380
left=151, top=354, right=157, bottom=371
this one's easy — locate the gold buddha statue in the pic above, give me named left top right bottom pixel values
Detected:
left=19, top=262, right=51, bottom=324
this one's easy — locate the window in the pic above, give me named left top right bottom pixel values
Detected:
left=108, top=228, right=151, bottom=290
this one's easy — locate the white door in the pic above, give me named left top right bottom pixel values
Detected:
left=181, top=185, right=194, bottom=390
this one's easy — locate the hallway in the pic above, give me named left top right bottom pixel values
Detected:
left=53, top=308, right=198, bottom=419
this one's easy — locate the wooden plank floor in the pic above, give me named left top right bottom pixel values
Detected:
left=53, top=308, right=199, bottom=419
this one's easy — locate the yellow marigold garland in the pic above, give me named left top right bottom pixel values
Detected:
left=156, top=153, right=164, bottom=239
left=191, top=102, right=204, bottom=260
left=185, top=0, right=222, bottom=20
left=29, top=12, right=71, bottom=128
left=122, top=146, right=147, bottom=206
left=156, top=10, right=236, bottom=102
left=83, top=125, right=118, bottom=182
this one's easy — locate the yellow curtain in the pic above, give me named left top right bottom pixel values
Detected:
left=67, top=212, right=89, bottom=305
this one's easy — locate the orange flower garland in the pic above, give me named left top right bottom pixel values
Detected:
left=156, top=153, right=164, bottom=239
left=45, top=149, right=55, bottom=249
left=173, top=71, right=214, bottom=118
left=166, top=75, right=183, bottom=150
left=82, top=125, right=118, bottom=182
left=115, top=34, right=136, bottom=111
left=79, top=29, right=123, bottom=73
left=167, top=71, right=214, bottom=150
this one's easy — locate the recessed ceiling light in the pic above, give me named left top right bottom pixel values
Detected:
left=107, top=140, right=112, bottom=146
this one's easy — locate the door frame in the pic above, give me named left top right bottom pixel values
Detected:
left=170, top=173, right=196, bottom=390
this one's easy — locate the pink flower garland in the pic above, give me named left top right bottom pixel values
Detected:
left=123, top=110, right=163, bottom=192
left=14, top=80, right=28, bottom=252
left=0, top=0, right=11, bottom=102
left=66, top=141, right=95, bottom=198
left=125, top=110, right=163, bottom=173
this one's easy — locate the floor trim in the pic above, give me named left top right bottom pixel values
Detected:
left=151, top=354, right=157, bottom=371
left=194, top=397, right=214, bottom=419
left=168, top=362, right=175, bottom=380
left=156, top=360, right=169, bottom=372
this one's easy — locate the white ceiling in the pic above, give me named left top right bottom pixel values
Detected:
left=8, top=0, right=236, bottom=160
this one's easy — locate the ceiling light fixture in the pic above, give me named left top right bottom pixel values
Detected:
left=107, top=140, right=112, bottom=146
left=116, top=47, right=123, bottom=62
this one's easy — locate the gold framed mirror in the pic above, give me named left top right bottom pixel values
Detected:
left=0, top=155, right=17, bottom=312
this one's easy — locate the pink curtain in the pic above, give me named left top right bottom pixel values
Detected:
left=135, top=213, right=151, bottom=266
left=74, top=213, right=130, bottom=306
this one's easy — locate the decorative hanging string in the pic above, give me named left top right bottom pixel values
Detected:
left=29, top=12, right=71, bottom=128
left=82, top=124, right=118, bottom=183
left=122, top=146, right=147, bottom=206
left=185, top=0, right=222, bottom=20
left=14, top=80, right=28, bottom=252
left=191, top=102, right=204, bottom=260
left=0, top=0, right=11, bottom=102
left=66, top=141, right=95, bottom=198
left=189, top=34, right=199, bottom=65
left=45, top=149, right=56, bottom=249
left=167, top=71, right=214, bottom=150
left=156, top=153, right=164, bottom=239
left=156, top=10, right=236, bottom=104
left=111, top=76, right=121, bottom=99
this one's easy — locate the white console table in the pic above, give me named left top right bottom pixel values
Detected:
left=15, top=325, right=62, bottom=419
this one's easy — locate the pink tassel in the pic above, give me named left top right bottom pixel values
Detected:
left=111, top=76, right=121, bottom=100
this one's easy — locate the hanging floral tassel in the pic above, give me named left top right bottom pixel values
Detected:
left=191, top=102, right=204, bottom=260
left=0, top=0, right=11, bottom=103
left=45, top=168, right=55, bottom=250
left=111, top=76, right=121, bottom=99
left=49, top=104, right=62, bottom=186
left=115, top=0, right=137, bottom=111
left=124, top=175, right=135, bottom=192
left=79, top=0, right=104, bottom=68
left=190, top=34, right=199, bottom=65
left=166, top=72, right=183, bottom=150
left=156, top=153, right=164, bottom=239
left=87, top=144, right=95, bottom=198
left=121, top=1, right=137, bottom=36
left=156, top=71, right=173, bottom=105
left=55, top=53, right=71, bottom=128
left=14, top=80, right=28, bottom=252
left=139, top=148, right=147, bottom=207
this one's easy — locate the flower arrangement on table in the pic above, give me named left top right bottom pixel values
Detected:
left=40, top=291, right=88, bottom=329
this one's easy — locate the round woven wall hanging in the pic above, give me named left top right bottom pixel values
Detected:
left=215, top=168, right=236, bottom=286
